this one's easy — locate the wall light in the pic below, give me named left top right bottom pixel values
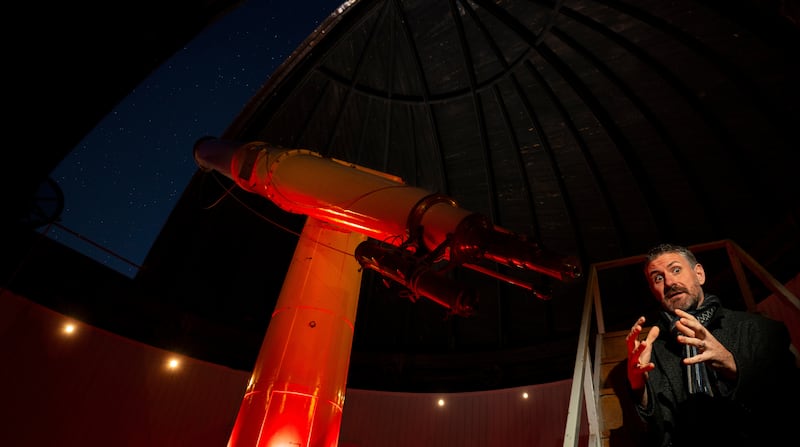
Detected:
left=167, top=357, right=181, bottom=370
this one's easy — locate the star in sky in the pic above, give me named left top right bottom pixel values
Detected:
left=47, top=0, right=344, bottom=277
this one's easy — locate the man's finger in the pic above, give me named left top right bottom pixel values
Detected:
left=646, top=326, right=660, bottom=343
left=675, top=309, right=698, bottom=322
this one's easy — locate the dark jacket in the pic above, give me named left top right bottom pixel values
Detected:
left=635, top=296, right=800, bottom=447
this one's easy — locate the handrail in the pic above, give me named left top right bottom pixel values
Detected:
left=563, top=266, right=599, bottom=447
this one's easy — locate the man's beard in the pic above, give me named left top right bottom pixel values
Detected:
left=665, top=285, right=700, bottom=312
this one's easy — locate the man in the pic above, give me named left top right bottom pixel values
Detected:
left=626, top=243, right=800, bottom=446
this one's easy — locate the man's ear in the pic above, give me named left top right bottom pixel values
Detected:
left=694, top=263, right=706, bottom=285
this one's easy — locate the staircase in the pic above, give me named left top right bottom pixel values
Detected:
left=597, top=329, right=647, bottom=447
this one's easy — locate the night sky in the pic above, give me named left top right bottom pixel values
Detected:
left=46, top=0, right=343, bottom=278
